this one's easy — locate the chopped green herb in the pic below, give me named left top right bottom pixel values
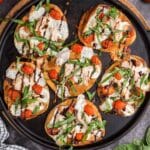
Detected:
left=86, top=91, right=96, bottom=101
left=146, top=127, right=150, bottom=146
left=33, top=47, right=47, bottom=56
left=140, top=74, right=148, bottom=87
left=48, top=115, right=75, bottom=128
left=35, top=0, right=44, bottom=11
left=68, top=58, right=91, bottom=67
left=33, top=106, right=40, bottom=114
left=14, top=99, right=20, bottom=114
left=46, top=0, right=51, bottom=12
left=101, top=69, right=118, bottom=84
left=82, top=119, right=106, bottom=141
left=83, top=30, right=93, bottom=37
left=108, top=7, right=118, bottom=19
left=21, top=86, right=37, bottom=106
left=12, top=19, right=25, bottom=25
left=114, top=126, right=150, bottom=150
left=56, top=124, right=75, bottom=145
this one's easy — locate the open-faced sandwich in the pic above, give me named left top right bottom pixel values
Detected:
left=14, top=1, right=69, bottom=57
left=78, top=4, right=136, bottom=59
left=97, top=55, right=150, bottom=116
left=45, top=94, right=106, bottom=146
left=4, top=57, right=50, bottom=120
left=44, top=43, right=102, bottom=99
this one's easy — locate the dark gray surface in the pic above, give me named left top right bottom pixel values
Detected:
left=0, top=1, right=150, bottom=150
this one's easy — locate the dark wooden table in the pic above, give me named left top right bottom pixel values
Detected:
left=0, top=1, right=149, bottom=150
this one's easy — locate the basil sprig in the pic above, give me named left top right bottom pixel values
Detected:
left=114, top=126, right=150, bottom=150
left=47, top=115, right=75, bottom=128
left=107, top=7, right=119, bottom=19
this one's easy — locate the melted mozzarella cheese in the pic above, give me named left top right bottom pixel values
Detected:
left=121, top=60, right=130, bottom=68
left=10, top=104, right=21, bottom=116
left=81, top=47, right=94, bottom=60
left=14, top=40, right=24, bottom=52
left=75, top=95, right=88, bottom=129
left=64, top=63, right=74, bottom=77
left=6, top=68, right=18, bottom=80
left=36, top=15, right=69, bottom=41
left=30, top=37, right=40, bottom=49
left=19, top=26, right=30, bottom=38
left=100, top=98, right=113, bottom=112
left=122, top=104, right=135, bottom=117
left=84, top=113, right=93, bottom=123
left=40, top=87, right=50, bottom=103
left=56, top=48, right=70, bottom=66
left=29, top=7, right=45, bottom=22
left=81, top=66, right=94, bottom=85
left=75, top=94, right=86, bottom=111
left=115, top=21, right=129, bottom=31
left=57, top=85, right=70, bottom=98
left=13, top=75, right=23, bottom=91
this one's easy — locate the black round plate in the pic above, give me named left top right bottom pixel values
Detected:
left=0, top=0, right=150, bottom=149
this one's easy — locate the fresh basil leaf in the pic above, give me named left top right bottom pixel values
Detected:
left=101, top=69, right=118, bottom=84
left=108, top=7, right=118, bottom=19
left=22, top=98, right=37, bottom=106
left=146, top=127, right=150, bottom=146
left=133, top=139, right=144, bottom=146
left=138, top=145, right=150, bottom=150
left=23, top=86, right=30, bottom=97
left=12, top=19, right=25, bottom=25
left=48, top=115, right=75, bottom=128
left=83, top=119, right=106, bottom=141
left=36, top=0, right=44, bottom=10
left=21, top=86, right=37, bottom=106
left=86, top=91, right=96, bottom=101
left=83, top=30, right=93, bottom=37
left=140, top=74, right=147, bottom=87
left=114, top=143, right=138, bottom=150
left=46, top=0, right=50, bottom=4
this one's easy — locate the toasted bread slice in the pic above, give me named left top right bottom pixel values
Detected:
left=45, top=95, right=106, bottom=146
left=44, top=44, right=102, bottom=99
left=78, top=4, right=136, bottom=54
left=14, top=3, right=69, bottom=57
left=4, top=58, right=50, bottom=120
left=97, top=55, right=150, bottom=117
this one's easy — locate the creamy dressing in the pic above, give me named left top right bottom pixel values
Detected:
left=56, top=48, right=70, bottom=66
left=81, top=66, right=94, bottom=85
left=47, top=95, right=105, bottom=145
left=64, top=63, right=74, bottom=77
left=36, top=15, right=69, bottom=41
left=29, top=7, right=46, bottom=22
